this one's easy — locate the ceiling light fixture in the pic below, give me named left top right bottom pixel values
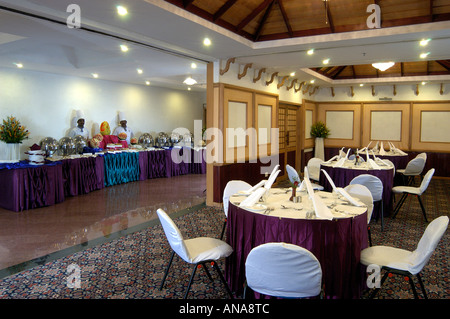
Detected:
left=420, top=38, right=431, bottom=46
left=191, top=63, right=197, bottom=69
left=145, top=81, right=150, bottom=86
left=372, top=62, right=395, bottom=71
left=420, top=52, right=430, bottom=59
left=137, top=68, right=143, bottom=74
left=203, top=38, right=211, bottom=46
left=14, top=63, right=23, bottom=68
left=183, top=76, right=197, bottom=85
left=116, top=5, right=128, bottom=16
left=322, top=58, right=330, bottom=65
left=91, top=73, right=99, bottom=78
left=307, top=49, right=315, bottom=55
left=290, top=72, right=296, bottom=76
left=120, top=45, right=129, bottom=52
left=310, top=79, right=315, bottom=84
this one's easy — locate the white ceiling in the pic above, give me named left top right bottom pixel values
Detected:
left=1, top=0, right=450, bottom=91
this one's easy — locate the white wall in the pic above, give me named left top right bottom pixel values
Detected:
left=0, top=68, right=206, bottom=157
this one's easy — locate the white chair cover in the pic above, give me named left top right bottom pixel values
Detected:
left=157, top=209, right=233, bottom=264
left=344, top=184, right=374, bottom=222
left=361, top=216, right=448, bottom=275
left=393, top=168, right=435, bottom=196
left=349, top=174, right=383, bottom=202
left=398, top=157, right=425, bottom=176
left=307, top=157, right=324, bottom=181
left=223, top=180, right=252, bottom=218
left=245, top=242, right=322, bottom=298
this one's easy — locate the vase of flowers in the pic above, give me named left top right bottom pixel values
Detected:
left=0, top=115, right=30, bottom=161
left=310, top=121, right=330, bottom=161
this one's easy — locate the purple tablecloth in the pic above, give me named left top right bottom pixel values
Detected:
left=225, top=203, right=368, bottom=299
left=319, top=165, right=394, bottom=215
left=62, top=156, right=105, bottom=197
left=0, top=162, right=65, bottom=212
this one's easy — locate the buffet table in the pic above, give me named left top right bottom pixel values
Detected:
left=0, top=161, right=65, bottom=212
left=225, top=188, right=368, bottom=299
left=319, top=160, right=394, bottom=214
left=0, top=147, right=206, bottom=212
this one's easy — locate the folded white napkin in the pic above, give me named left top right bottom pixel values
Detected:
left=325, top=155, right=339, bottom=163
left=396, top=148, right=407, bottom=155
left=304, top=177, right=333, bottom=220
left=367, top=158, right=380, bottom=169
left=321, top=169, right=338, bottom=192
left=264, top=169, right=281, bottom=190
left=336, top=188, right=364, bottom=207
left=339, top=147, right=346, bottom=158
left=345, top=148, right=351, bottom=159
left=247, top=180, right=266, bottom=193
left=333, top=157, right=346, bottom=167
left=239, top=187, right=267, bottom=207
left=366, top=141, right=372, bottom=150
left=380, top=142, right=386, bottom=155
left=373, top=141, right=379, bottom=151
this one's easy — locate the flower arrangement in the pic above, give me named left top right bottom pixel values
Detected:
left=310, top=121, right=330, bottom=138
left=0, top=115, right=30, bottom=143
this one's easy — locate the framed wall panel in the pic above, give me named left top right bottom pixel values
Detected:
left=362, top=103, right=410, bottom=150
left=255, top=93, right=278, bottom=159
left=317, top=103, right=361, bottom=148
left=303, top=101, right=316, bottom=149
left=412, top=103, right=450, bottom=152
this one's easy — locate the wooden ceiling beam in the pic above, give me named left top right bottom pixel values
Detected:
left=213, top=0, right=237, bottom=21
left=254, top=0, right=276, bottom=41
left=237, top=0, right=274, bottom=32
left=436, top=60, right=450, bottom=71
left=278, top=0, right=293, bottom=37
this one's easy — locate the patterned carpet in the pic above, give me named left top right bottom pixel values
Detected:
left=0, top=178, right=448, bottom=300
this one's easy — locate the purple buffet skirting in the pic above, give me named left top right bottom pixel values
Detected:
left=319, top=165, right=394, bottom=215
left=62, top=156, right=105, bottom=197
left=225, top=203, right=368, bottom=299
left=0, top=162, right=65, bottom=212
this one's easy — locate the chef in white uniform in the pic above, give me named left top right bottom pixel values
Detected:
left=69, top=110, right=90, bottom=139
left=113, top=111, right=133, bottom=145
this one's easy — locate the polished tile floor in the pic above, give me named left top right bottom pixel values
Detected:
left=0, top=174, right=206, bottom=271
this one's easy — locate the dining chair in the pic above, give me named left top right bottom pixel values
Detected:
left=156, top=209, right=234, bottom=299
left=344, top=184, right=374, bottom=246
left=391, top=168, right=435, bottom=222
left=349, top=174, right=385, bottom=231
left=307, top=157, right=324, bottom=182
left=221, top=180, right=252, bottom=239
left=244, top=242, right=322, bottom=299
left=286, top=164, right=323, bottom=191
left=396, top=156, right=426, bottom=186
left=361, top=216, right=448, bottom=299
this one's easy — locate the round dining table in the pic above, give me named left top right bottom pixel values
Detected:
left=225, top=188, right=368, bottom=299
left=319, top=159, right=394, bottom=215
left=357, top=150, right=408, bottom=170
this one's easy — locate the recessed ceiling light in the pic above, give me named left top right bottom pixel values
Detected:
left=310, top=79, right=315, bottom=84
left=191, top=63, right=197, bottom=69
left=188, top=87, right=191, bottom=91
left=421, top=81, right=427, bottom=85
left=290, top=72, right=296, bottom=76
left=137, top=68, right=143, bottom=74
left=203, top=38, right=211, bottom=46
left=307, top=49, right=315, bottom=55
left=14, top=63, right=23, bottom=68
left=91, top=73, right=99, bottom=78
left=420, top=52, right=430, bottom=59
left=359, top=84, right=364, bottom=87
left=145, top=81, right=150, bottom=86
left=372, top=62, right=395, bottom=71
left=183, top=76, right=197, bottom=85
left=116, top=5, right=128, bottom=16
left=420, top=38, right=431, bottom=46
left=322, top=58, right=330, bottom=65
left=120, top=45, right=129, bottom=52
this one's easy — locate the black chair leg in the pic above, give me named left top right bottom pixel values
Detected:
left=368, top=226, right=372, bottom=246
left=417, top=196, right=429, bottom=222
left=380, top=199, right=384, bottom=231
left=185, top=264, right=198, bottom=299
left=392, top=193, right=408, bottom=219
left=160, top=251, right=175, bottom=290
left=416, top=273, right=428, bottom=299
left=407, top=274, right=419, bottom=299
left=220, top=219, right=227, bottom=240
left=212, top=261, right=234, bottom=299
left=201, top=263, right=214, bottom=282
left=368, top=271, right=389, bottom=299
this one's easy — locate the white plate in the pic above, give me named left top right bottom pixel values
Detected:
left=242, top=204, right=267, bottom=212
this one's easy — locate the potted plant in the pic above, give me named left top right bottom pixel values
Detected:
left=0, top=115, right=30, bottom=161
left=310, top=121, right=330, bottom=160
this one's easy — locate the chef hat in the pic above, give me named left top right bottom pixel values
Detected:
left=118, top=111, right=126, bottom=122
left=76, top=110, right=85, bottom=121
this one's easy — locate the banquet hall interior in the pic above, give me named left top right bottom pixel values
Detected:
left=0, top=0, right=449, bottom=301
